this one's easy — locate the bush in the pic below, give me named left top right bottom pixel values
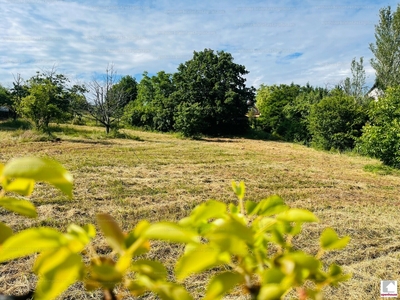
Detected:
left=308, top=89, right=367, bottom=151
left=357, top=86, right=400, bottom=167
left=0, top=157, right=351, bottom=299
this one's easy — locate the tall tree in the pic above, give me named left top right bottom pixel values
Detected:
left=87, top=64, right=128, bottom=134
left=172, top=49, right=255, bottom=136
left=369, top=5, right=400, bottom=90
left=342, top=57, right=368, bottom=103
left=9, top=74, right=29, bottom=120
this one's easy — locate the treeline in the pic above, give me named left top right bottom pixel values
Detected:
left=1, top=4, right=400, bottom=168
left=0, top=49, right=255, bottom=137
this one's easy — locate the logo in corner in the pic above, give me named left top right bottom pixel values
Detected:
left=381, top=280, right=398, bottom=298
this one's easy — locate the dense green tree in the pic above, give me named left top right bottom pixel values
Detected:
left=19, top=70, right=83, bottom=131
left=369, top=5, right=400, bottom=90
left=357, top=86, right=400, bottom=167
left=256, top=83, right=301, bottom=137
left=20, top=80, right=66, bottom=131
left=309, top=89, right=368, bottom=151
left=122, top=71, right=176, bottom=131
left=0, top=85, right=12, bottom=119
left=283, top=85, right=328, bottom=144
left=112, top=75, right=138, bottom=106
left=172, top=49, right=255, bottom=136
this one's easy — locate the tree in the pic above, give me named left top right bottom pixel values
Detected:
left=256, top=83, right=301, bottom=138
left=341, top=57, right=369, bottom=103
left=172, top=49, right=255, bottom=136
left=0, top=85, right=12, bottom=119
left=369, top=5, right=400, bottom=90
left=8, top=74, right=29, bottom=120
left=308, top=89, right=368, bottom=151
left=19, top=70, right=81, bottom=131
left=86, top=65, right=129, bottom=134
left=358, top=86, right=400, bottom=167
left=283, top=85, right=328, bottom=144
left=20, top=79, right=65, bottom=131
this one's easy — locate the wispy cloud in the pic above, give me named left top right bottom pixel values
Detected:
left=0, top=0, right=397, bottom=89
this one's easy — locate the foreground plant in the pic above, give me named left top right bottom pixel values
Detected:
left=0, top=157, right=351, bottom=299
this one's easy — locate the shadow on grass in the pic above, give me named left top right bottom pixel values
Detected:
left=0, top=119, right=32, bottom=131
left=197, top=129, right=286, bottom=143
left=363, top=164, right=400, bottom=176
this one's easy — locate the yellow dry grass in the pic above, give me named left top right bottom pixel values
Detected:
left=1, top=124, right=400, bottom=299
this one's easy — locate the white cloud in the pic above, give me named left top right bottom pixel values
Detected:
left=0, top=0, right=397, bottom=89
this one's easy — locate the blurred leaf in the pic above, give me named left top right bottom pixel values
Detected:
left=144, top=222, right=199, bottom=243
left=320, top=228, right=350, bottom=251
left=231, top=181, right=245, bottom=200
left=211, top=216, right=254, bottom=244
left=175, top=245, right=229, bottom=280
left=3, top=178, right=35, bottom=196
left=86, top=259, right=123, bottom=290
left=258, top=284, right=285, bottom=300
left=96, top=213, right=125, bottom=253
left=208, top=234, right=248, bottom=256
left=257, top=195, right=289, bottom=216
left=182, top=200, right=226, bottom=226
left=0, top=227, right=66, bottom=262
left=155, top=282, right=193, bottom=300
left=34, top=252, right=83, bottom=300
left=277, top=209, right=319, bottom=222
left=245, top=200, right=258, bottom=215
left=3, top=157, right=73, bottom=197
left=65, top=224, right=95, bottom=252
left=205, top=272, right=243, bottom=300
left=0, top=197, right=37, bottom=218
left=0, top=222, right=13, bottom=244
left=131, top=259, right=167, bottom=280
left=262, top=268, right=286, bottom=284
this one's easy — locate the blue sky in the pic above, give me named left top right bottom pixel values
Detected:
left=0, top=0, right=398, bottom=90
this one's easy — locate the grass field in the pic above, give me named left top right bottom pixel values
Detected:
left=1, top=124, right=400, bottom=299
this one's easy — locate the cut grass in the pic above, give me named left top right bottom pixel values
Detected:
left=1, top=124, right=400, bottom=299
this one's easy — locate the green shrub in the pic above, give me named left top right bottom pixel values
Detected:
left=0, top=157, right=351, bottom=299
left=309, top=89, right=367, bottom=151
left=357, top=86, right=400, bottom=167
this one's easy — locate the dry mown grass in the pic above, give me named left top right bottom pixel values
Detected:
left=1, top=124, right=400, bottom=299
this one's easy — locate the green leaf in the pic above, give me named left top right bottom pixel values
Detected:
left=181, top=200, right=227, bottom=226
left=258, top=284, right=285, bottom=300
left=245, top=200, right=258, bottom=215
left=132, top=259, right=168, bottom=280
left=3, top=157, right=73, bottom=198
left=0, top=163, right=4, bottom=176
left=0, top=227, right=66, bottom=262
left=231, top=181, right=245, bottom=200
left=205, top=272, right=243, bottom=300
left=0, top=222, right=13, bottom=244
left=96, top=213, right=126, bottom=253
left=277, top=209, right=319, bottom=222
left=175, top=245, right=230, bottom=280
left=86, top=260, right=123, bottom=290
left=144, top=222, right=199, bottom=244
left=210, top=216, right=254, bottom=244
left=3, top=178, right=35, bottom=196
left=208, top=234, right=248, bottom=257
left=155, top=282, right=193, bottom=300
left=34, top=252, right=83, bottom=300
left=320, top=228, right=350, bottom=251
left=65, top=224, right=95, bottom=253
left=0, top=197, right=37, bottom=218
left=256, top=195, right=289, bottom=216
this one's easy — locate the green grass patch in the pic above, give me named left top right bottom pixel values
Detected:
left=363, top=164, right=400, bottom=176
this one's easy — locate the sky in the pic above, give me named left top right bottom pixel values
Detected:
left=0, top=0, right=399, bottom=90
